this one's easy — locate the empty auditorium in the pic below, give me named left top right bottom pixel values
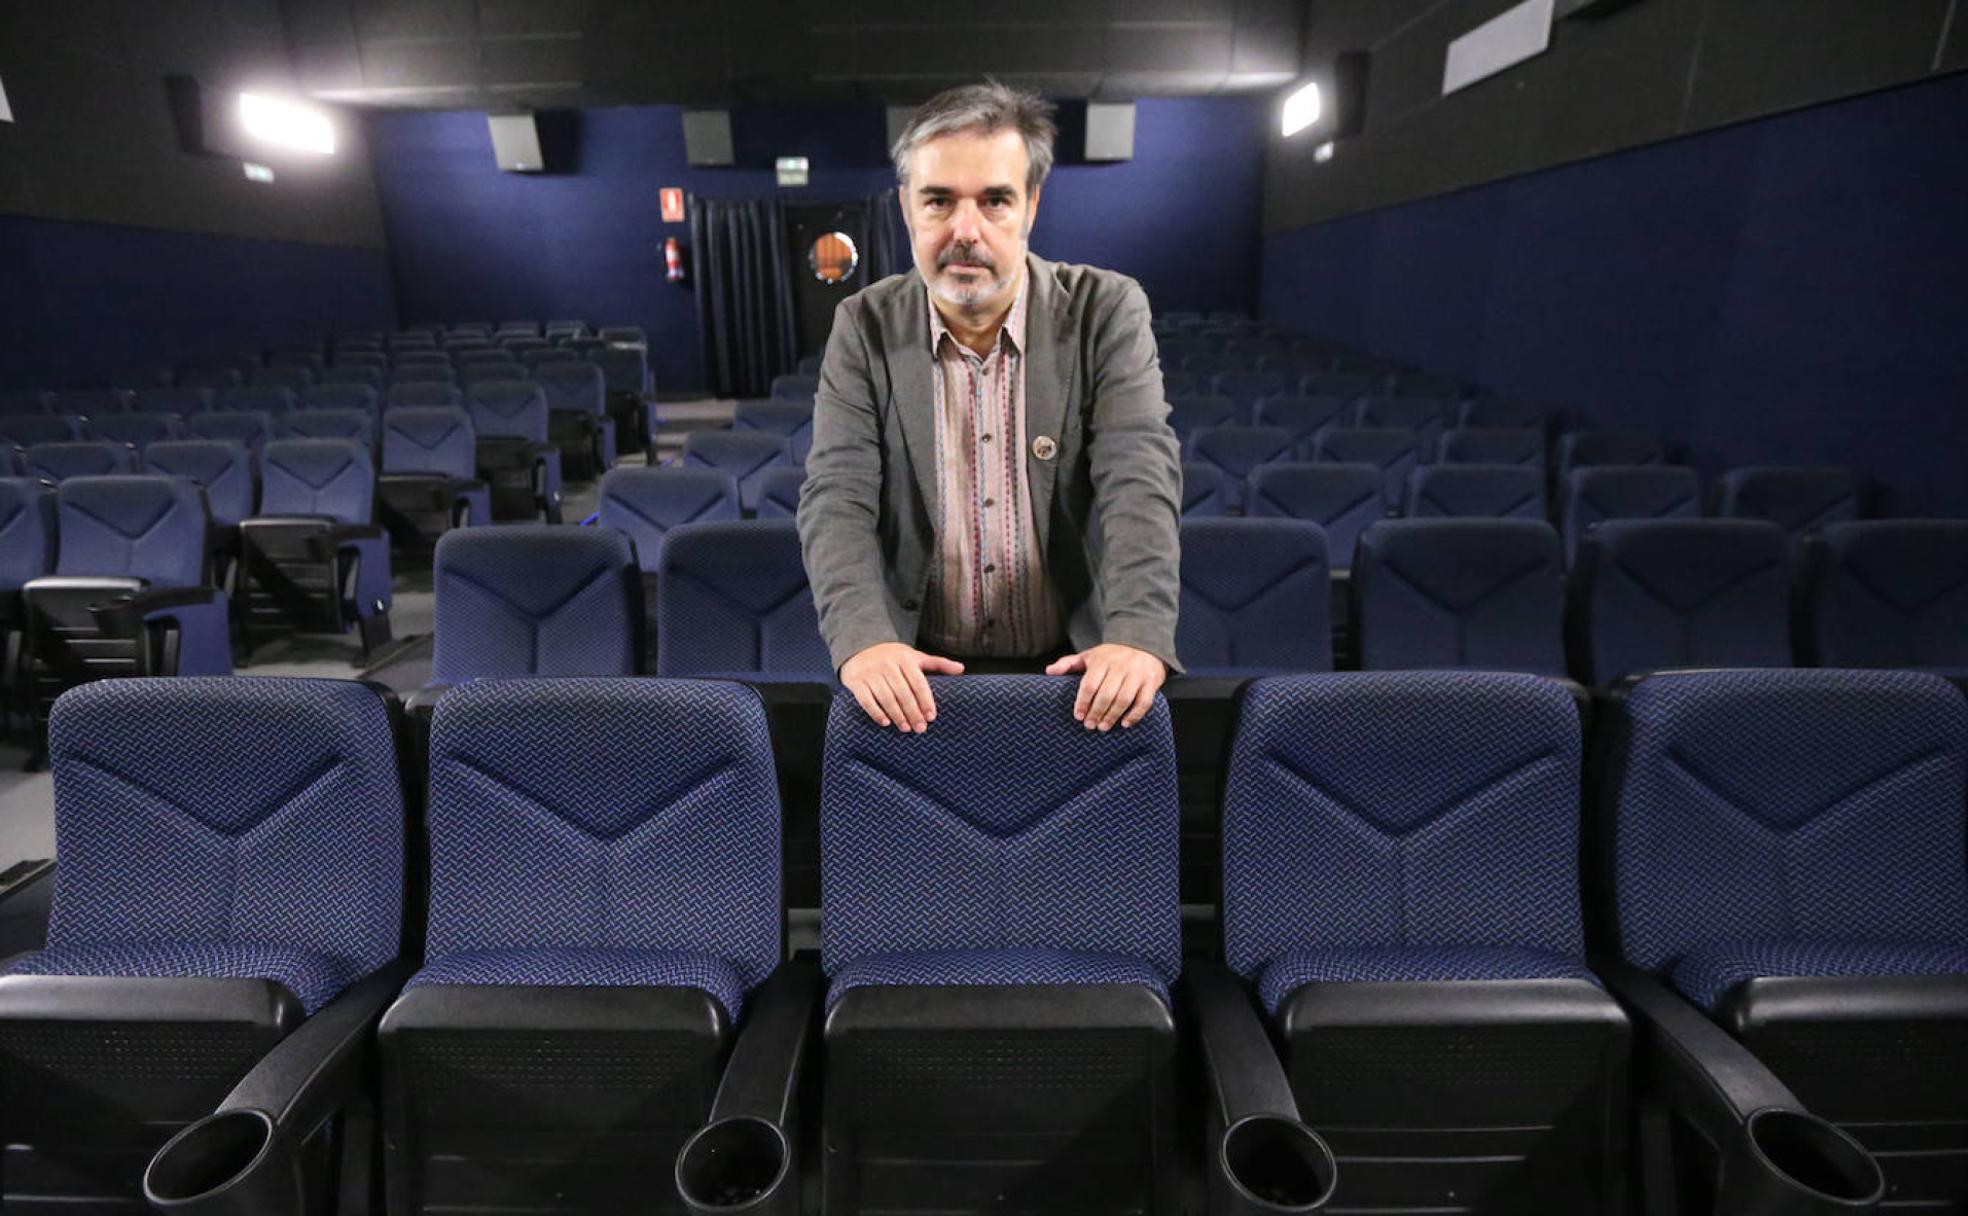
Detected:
left=3, top=2, right=1966, bottom=1212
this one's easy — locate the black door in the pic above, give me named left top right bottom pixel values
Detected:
left=786, top=202, right=869, bottom=362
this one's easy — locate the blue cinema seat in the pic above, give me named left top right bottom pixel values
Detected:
left=430, top=525, right=642, bottom=682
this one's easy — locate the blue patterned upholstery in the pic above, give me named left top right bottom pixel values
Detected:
left=132, top=387, right=212, bottom=416
left=2, top=678, right=403, bottom=1014
left=1716, top=467, right=1860, bottom=535
left=754, top=466, right=806, bottom=519
left=382, top=406, right=476, bottom=479
left=597, top=466, right=742, bottom=571
left=1246, top=462, right=1385, bottom=569
left=52, top=475, right=208, bottom=585
left=1406, top=464, right=1546, bottom=519
left=317, top=367, right=383, bottom=391
left=255, top=366, right=316, bottom=394
left=90, top=413, right=182, bottom=449
left=655, top=520, right=829, bottom=677
left=416, top=679, right=781, bottom=1018
left=1611, top=670, right=1968, bottom=1010
left=534, top=360, right=605, bottom=416
left=1571, top=519, right=1792, bottom=684
left=219, top=386, right=295, bottom=417
left=302, top=383, right=380, bottom=415
left=460, top=362, right=526, bottom=385
left=1556, top=430, right=1663, bottom=479
left=260, top=438, right=374, bottom=522
left=188, top=409, right=276, bottom=451
left=1166, top=395, right=1237, bottom=441
left=1252, top=396, right=1346, bottom=447
left=1223, top=672, right=1588, bottom=1014
left=1802, top=521, right=1968, bottom=669
left=1312, top=427, right=1418, bottom=509
left=821, top=677, right=1180, bottom=1007
left=390, top=364, right=457, bottom=388
left=55, top=389, right=132, bottom=416
left=1212, top=371, right=1290, bottom=419
left=1561, top=466, right=1701, bottom=567
left=466, top=380, right=549, bottom=440
left=0, top=413, right=84, bottom=448
left=733, top=399, right=815, bottom=466
left=594, top=346, right=650, bottom=397
left=1437, top=425, right=1546, bottom=469
left=432, top=525, right=640, bottom=681
left=1177, top=517, right=1331, bottom=674
left=142, top=440, right=256, bottom=527
left=679, top=431, right=792, bottom=515
left=1357, top=396, right=1448, bottom=458
left=1181, top=460, right=1230, bottom=516
left=770, top=373, right=818, bottom=400
left=831, top=948, right=1170, bottom=1006
left=1300, top=372, right=1377, bottom=404
left=23, top=440, right=139, bottom=481
left=1354, top=519, right=1566, bottom=674
left=1184, top=425, right=1295, bottom=512
left=281, top=408, right=375, bottom=446
left=0, top=478, right=57, bottom=590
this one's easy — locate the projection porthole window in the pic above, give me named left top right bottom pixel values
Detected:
left=810, top=232, right=859, bottom=284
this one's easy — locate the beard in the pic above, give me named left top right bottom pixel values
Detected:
left=930, top=239, right=1017, bottom=308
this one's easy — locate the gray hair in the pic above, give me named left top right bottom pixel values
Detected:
left=891, top=81, right=1058, bottom=196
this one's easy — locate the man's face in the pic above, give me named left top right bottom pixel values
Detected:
left=902, top=127, right=1041, bottom=312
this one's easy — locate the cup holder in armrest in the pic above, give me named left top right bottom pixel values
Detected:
left=1216, top=1113, right=1337, bottom=1214
left=675, top=1114, right=794, bottom=1215
left=1719, top=1108, right=1884, bottom=1216
left=143, top=1109, right=300, bottom=1214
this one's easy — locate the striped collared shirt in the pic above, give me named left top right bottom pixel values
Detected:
left=919, top=274, right=1065, bottom=657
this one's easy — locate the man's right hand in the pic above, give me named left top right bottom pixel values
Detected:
left=841, top=642, right=965, bottom=732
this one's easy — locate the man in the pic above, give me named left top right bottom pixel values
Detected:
left=798, top=81, right=1182, bottom=734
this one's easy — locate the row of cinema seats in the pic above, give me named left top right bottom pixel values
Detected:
left=3, top=667, right=1963, bottom=1213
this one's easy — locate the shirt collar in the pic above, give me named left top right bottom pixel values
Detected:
left=927, top=266, right=1029, bottom=359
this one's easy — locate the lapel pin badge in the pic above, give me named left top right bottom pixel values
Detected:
left=1031, top=435, right=1058, bottom=461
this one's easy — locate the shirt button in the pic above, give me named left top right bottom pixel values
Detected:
left=903, top=599, right=919, bottom=611
left=984, top=563, right=996, bottom=574
left=982, top=433, right=993, bottom=443
left=984, top=497, right=995, bottom=508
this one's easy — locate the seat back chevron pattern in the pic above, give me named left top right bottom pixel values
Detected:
left=301, top=383, right=380, bottom=416
left=534, top=360, right=605, bottom=416
left=1438, top=426, right=1546, bottom=469
left=0, top=478, right=57, bottom=590
left=432, top=525, right=640, bottom=681
left=466, top=380, right=548, bottom=441
left=219, top=386, right=295, bottom=417
left=260, top=439, right=374, bottom=523
left=655, top=520, right=828, bottom=676
left=1406, top=464, right=1546, bottom=519
left=733, top=399, right=815, bottom=466
left=23, top=440, right=139, bottom=481
left=1803, top=520, right=1968, bottom=668
left=1247, top=462, right=1385, bottom=569
left=1223, top=672, right=1585, bottom=980
left=142, top=440, right=255, bottom=528
left=754, top=466, right=806, bottom=519
left=1557, top=430, right=1664, bottom=478
left=1184, top=426, right=1296, bottom=509
left=1181, top=460, right=1229, bottom=516
left=1571, top=519, right=1792, bottom=684
left=39, top=677, right=402, bottom=986
left=424, top=679, right=780, bottom=991
left=820, top=676, right=1180, bottom=983
left=1561, top=466, right=1701, bottom=566
left=1313, top=427, right=1419, bottom=509
left=1177, top=518, right=1331, bottom=672
left=1354, top=519, right=1565, bottom=674
left=133, top=387, right=212, bottom=416
left=1357, top=396, right=1448, bottom=455
left=598, top=467, right=742, bottom=571
left=1611, top=669, right=1968, bottom=974
left=54, top=475, right=209, bottom=586
left=1716, top=467, right=1860, bottom=535
left=1252, top=396, right=1347, bottom=446
left=188, top=409, right=275, bottom=451
left=382, top=406, right=476, bottom=480
left=282, top=408, right=375, bottom=447
left=679, top=431, right=792, bottom=513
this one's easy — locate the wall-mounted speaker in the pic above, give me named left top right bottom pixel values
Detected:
left=1084, top=102, right=1135, bottom=162
left=1331, top=51, right=1371, bottom=139
left=683, top=109, right=734, bottom=166
left=488, top=113, right=543, bottom=172
left=886, top=105, right=915, bottom=157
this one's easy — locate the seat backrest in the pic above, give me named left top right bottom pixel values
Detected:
left=1178, top=517, right=1331, bottom=672
left=1386, top=371, right=1465, bottom=399
left=187, top=409, right=276, bottom=451
left=381, top=406, right=477, bottom=480
left=1183, top=352, right=1243, bottom=377
left=1252, top=395, right=1346, bottom=445
left=1300, top=371, right=1377, bottom=403
left=1406, top=464, right=1546, bottom=519
left=319, top=366, right=384, bottom=390
left=1570, top=519, right=1792, bottom=685
left=523, top=347, right=579, bottom=367
left=733, top=399, right=815, bottom=465
left=142, top=440, right=256, bottom=528
left=91, top=413, right=183, bottom=449
left=534, top=360, right=606, bottom=416
left=1561, top=466, right=1702, bottom=566
left=1183, top=425, right=1296, bottom=510
left=1312, top=427, right=1418, bottom=509
left=1212, top=371, right=1290, bottom=414
left=460, top=362, right=527, bottom=385
left=431, top=525, right=641, bottom=681
left=55, top=389, right=132, bottom=416
left=252, top=365, right=314, bottom=393
left=1357, top=395, right=1448, bottom=453
left=132, top=387, right=212, bottom=417
left=1438, top=426, right=1545, bottom=469
left=0, top=478, right=58, bottom=590
left=387, top=381, right=462, bottom=409
left=458, top=348, right=517, bottom=367
left=1802, top=520, right=1968, bottom=668
left=1609, top=669, right=1968, bottom=975
left=596, top=466, right=742, bottom=571
left=466, top=380, right=549, bottom=441
left=679, top=431, right=792, bottom=511
left=754, top=466, right=806, bottom=519
left=23, top=440, right=139, bottom=481
left=1223, top=672, right=1585, bottom=982
left=1354, top=518, right=1566, bottom=674
left=1458, top=398, right=1545, bottom=430
left=655, top=520, right=828, bottom=676
left=42, top=677, right=403, bottom=1007
left=770, top=373, right=819, bottom=400
left=1246, top=461, right=1384, bottom=569
left=1167, top=396, right=1238, bottom=440
left=597, top=325, right=646, bottom=344
left=820, top=676, right=1179, bottom=983
left=282, top=408, right=376, bottom=448
left=304, top=384, right=380, bottom=415
left=391, top=363, right=457, bottom=385
left=1180, top=460, right=1229, bottom=516
left=0, top=413, right=84, bottom=447
left=1715, top=467, right=1860, bottom=536
left=422, top=678, right=780, bottom=1001
left=260, top=438, right=375, bottom=523
left=1557, top=430, right=1663, bottom=477
left=592, top=347, right=650, bottom=396
left=219, top=385, right=295, bottom=416
left=54, top=475, right=210, bottom=586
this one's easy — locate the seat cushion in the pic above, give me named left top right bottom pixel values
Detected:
left=1258, top=945, right=1600, bottom=1015
left=6, top=940, right=361, bottom=1015
left=404, top=947, right=747, bottom=1021
left=1670, top=940, right=1968, bottom=1012
left=827, top=947, right=1170, bottom=1009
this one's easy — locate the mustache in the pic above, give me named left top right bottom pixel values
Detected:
left=937, top=242, right=997, bottom=272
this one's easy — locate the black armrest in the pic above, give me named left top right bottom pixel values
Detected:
left=673, top=958, right=821, bottom=1216
left=88, top=585, right=220, bottom=634
left=304, top=522, right=385, bottom=563
left=1185, top=962, right=1336, bottom=1214
left=142, top=958, right=412, bottom=1215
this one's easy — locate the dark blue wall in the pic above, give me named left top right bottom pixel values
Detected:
left=367, top=98, right=1266, bottom=394
left=1260, top=72, right=1968, bottom=518
left=0, top=215, right=395, bottom=390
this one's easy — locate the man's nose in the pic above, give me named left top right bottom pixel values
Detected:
left=950, top=200, right=984, bottom=243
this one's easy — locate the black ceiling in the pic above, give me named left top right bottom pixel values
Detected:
left=282, top=0, right=1305, bottom=109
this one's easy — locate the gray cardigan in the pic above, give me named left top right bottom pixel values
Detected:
left=796, top=253, right=1183, bottom=673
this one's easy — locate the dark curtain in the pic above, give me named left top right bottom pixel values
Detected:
left=691, top=196, right=798, bottom=399
left=853, top=189, right=907, bottom=286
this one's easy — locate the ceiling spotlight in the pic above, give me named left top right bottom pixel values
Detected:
left=1314, top=141, right=1336, bottom=163
left=238, top=92, right=335, bottom=155
left=1281, top=82, right=1323, bottom=138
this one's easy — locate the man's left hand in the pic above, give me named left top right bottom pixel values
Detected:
left=1044, top=644, right=1168, bottom=731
